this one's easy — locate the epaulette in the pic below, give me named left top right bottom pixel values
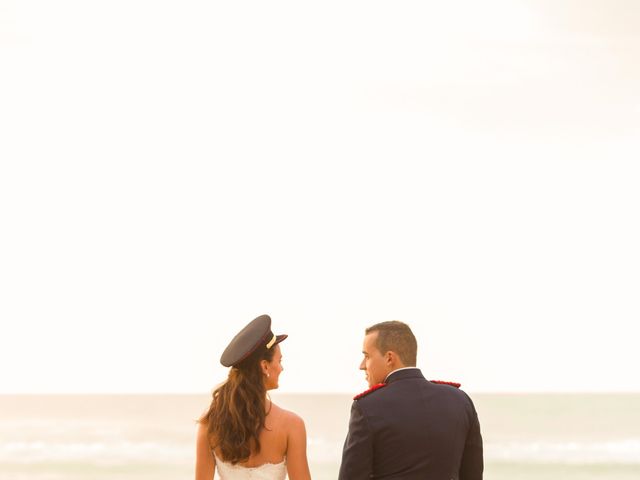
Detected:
left=430, top=380, right=461, bottom=388
left=353, top=383, right=386, bottom=400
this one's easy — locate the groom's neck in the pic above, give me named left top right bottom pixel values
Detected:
left=384, top=364, right=418, bottom=381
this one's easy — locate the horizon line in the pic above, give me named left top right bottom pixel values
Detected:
left=2, top=390, right=640, bottom=395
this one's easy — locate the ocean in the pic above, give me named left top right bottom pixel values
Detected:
left=1, top=393, right=639, bottom=479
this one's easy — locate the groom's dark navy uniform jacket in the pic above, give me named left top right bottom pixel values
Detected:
left=338, top=368, right=483, bottom=480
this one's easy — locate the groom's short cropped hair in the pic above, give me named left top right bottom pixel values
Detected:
left=365, top=321, right=417, bottom=367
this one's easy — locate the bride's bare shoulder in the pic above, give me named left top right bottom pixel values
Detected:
left=270, top=403, right=305, bottom=430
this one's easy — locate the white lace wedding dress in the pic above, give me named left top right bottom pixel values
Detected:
left=214, top=452, right=287, bottom=480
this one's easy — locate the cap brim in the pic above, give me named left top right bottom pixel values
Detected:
left=274, top=334, right=288, bottom=345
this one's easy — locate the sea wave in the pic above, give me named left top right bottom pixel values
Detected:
left=307, top=437, right=343, bottom=463
left=0, top=440, right=192, bottom=465
left=485, top=439, right=640, bottom=464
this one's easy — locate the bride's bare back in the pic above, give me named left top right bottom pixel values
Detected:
left=215, top=403, right=288, bottom=467
left=195, top=402, right=311, bottom=480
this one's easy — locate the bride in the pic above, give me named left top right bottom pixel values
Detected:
left=195, top=315, right=312, bottom=480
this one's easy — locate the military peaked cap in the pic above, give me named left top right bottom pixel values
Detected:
left=220, top=314, right=288, bottom=367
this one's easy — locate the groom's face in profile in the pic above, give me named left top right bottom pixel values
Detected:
left=360, top=331, right=391, bottom=387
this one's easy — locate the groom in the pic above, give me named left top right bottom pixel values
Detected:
left=338, top=321, right=483, bottom=480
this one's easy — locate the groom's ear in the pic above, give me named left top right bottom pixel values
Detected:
left=384, top=350, right=395, bottom=365
left=385, top=350, right=403, bottom=367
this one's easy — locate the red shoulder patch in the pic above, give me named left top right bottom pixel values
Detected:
left=353, top=383, right=386, bottom=400
left=430, top=380, right=461, bottom=388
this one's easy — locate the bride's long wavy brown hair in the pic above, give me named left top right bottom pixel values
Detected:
left=199, top=344, right=275, bottom=465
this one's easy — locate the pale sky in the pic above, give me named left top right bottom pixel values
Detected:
left=1, top=1, right=639, bottom=394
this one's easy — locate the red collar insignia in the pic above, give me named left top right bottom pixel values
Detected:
left=353, top=383, right=387, bottom=400
left=430, top=379, right=461, bottom=388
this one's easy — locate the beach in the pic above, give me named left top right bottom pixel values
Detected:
left=1, top=393, right=639, bottom=479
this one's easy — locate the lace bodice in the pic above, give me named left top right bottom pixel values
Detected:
left=214, top=452, right=287, bottom=480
